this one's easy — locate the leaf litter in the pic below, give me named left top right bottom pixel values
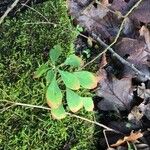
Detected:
left=68, top=0, right=150, bottom=149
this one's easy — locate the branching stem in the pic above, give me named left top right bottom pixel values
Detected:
left=0, top=100, right=118, bottom=133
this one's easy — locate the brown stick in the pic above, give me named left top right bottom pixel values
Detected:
left=91, top=33, right=150, bottom=80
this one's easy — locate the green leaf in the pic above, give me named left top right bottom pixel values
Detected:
left=51, top=105, right=66, bottom=120
left=66, top=89, right=83, bottom=112
left=49, top=44, right=62, bottom=63
left=59, top=70, right=80, bottom=90
left=64, top=54, right=84, bottom=67
left=46, top=77, right=62, bottom=108
left=74, top=71, right=97, bottom=89
left=81, top=97, right=94, bottom=111
left=46, top=70, right=55, bottom=85
left=34, top=64, right=49, bottom=78
left=77, top=25, right=83, bottom=32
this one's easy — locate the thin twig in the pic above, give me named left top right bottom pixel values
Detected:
left=22, top=4, right=56, bottom=26
left=0, top=104, right=16, bottom=113
left=103, top=129, right=111, bottom=149
left=24, top=22, right=57, bottom=26
left=82, top=0, right=143, bottom=68
left=0, top=100, right=118, bottom=132
left=15, top=0, right=30, bottom=13
left=0, top=0, right=20, bottom=24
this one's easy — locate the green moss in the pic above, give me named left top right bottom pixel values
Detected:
left=0, top=0, right=96, bottom=149
left=0, top=0, right=77, bottom=56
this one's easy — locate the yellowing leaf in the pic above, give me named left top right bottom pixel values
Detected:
left=66, top=88, right=83, bottom=113
left=59, top=70, right=80, bottom=90
left=64, top=54, right=84, bottom=67
left=74, top=71, right=97, bottom=89
left=46, top=77, right=62, bottom=108
left=51, top=105, right=66, bottom=120
left=82, top=97, right=94, bottom=111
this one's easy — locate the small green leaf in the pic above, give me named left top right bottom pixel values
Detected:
left=51, top=105, right=66, bottom=120
left=77, top=25, right=83, bottom=32
left=49, top=44, right=62, bottom=63
left=81, top=97, right=94, bottom=111
left=46, top=70, right=55, bottom=85
left=46, top=77, right=62, bottom=108
left=59, top=70, right=80, bottom=90
left=34, top=64, right=49, bottom=78
left=64, top=54, right=84, bottom=67
left=66, top=89, right=83, bottom=112
left=74, top=71, right=97, bottom=89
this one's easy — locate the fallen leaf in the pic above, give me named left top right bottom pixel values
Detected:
left=128, top=106, right=143, bottom=123
left=108, top=0, right=127, bottom=15
left=101, top=0, right=110, bottom=6
left=140, top=26, right=150, bottom=51
left=97, top=68, right=133, bottom=111
left=138, top=100, right=150, bottom=121
left=68, top=0, right=120, bottom=40
left=137, top=83, right=150, bottom=100
left=111, top=131, right=143, bottom=147
left=122, top=17, right=135, bottom=36
left=109, top=0, right=150, bottom=23
left=130, top=0, right=150, bottom=23
left=114, top=37, right=150, bottom=81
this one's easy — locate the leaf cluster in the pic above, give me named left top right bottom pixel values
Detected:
left=34, top=44, right=98, bottom=119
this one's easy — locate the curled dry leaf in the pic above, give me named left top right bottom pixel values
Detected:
left=136, top=82, right=150, bottom=121
left=111, top=131, right=143, bottom=147
left=140, top=26, right=150, bottom=51
left=137, top=83, right=150, bottom=100
left=128, top=106, right=143, bottom=123
left=138, top=101, right=150, bottom=121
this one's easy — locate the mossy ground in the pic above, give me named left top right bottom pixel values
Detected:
left=0, top=1, right=96, bottom=149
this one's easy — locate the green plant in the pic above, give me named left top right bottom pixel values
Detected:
left=34, top=44, right=98, bottom=119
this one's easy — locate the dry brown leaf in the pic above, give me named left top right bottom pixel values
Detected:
left=97, top=68, right=133, bottom=111
left=140, top=26, right=150, bottom=51
left=122, top=17, right=134, bottom=36
left=109, top=0, right=150, bottom=23
left=130, top=0, right=150, bottom=23
left=128, top=106, right=143, bottom=123
left=137, top=83, right=150, bottom=99
left=138, top=100, right=150, bottom=121
left=68, top=0, right=120, bottom=40
left=109, top=0, right=127, bottom=15
left=114, top=37, right=150, bottom=81
left=101, top=0, right=109, bottom=6
left=97, top=54, right=133, bottom=111
left=111, top=131, right=143, bottom=147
